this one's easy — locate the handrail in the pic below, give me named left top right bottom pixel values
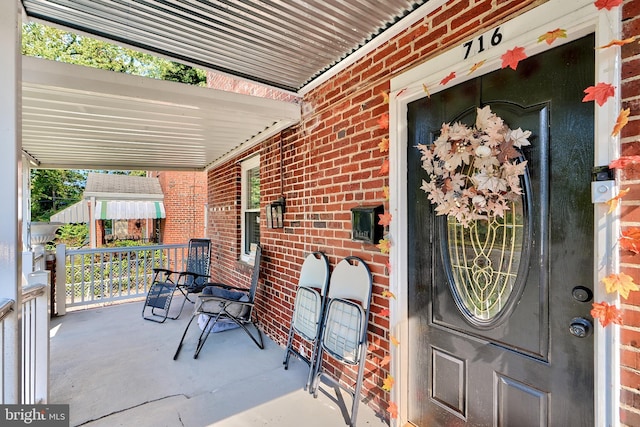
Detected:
left=0, top=298, right=14, bottom=321
left=22, top=284, right=47, bottom=304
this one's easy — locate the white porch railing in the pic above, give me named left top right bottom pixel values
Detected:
left=0, top=273, right=50, bottom=405
left=56, top=243, right=189, bottom=313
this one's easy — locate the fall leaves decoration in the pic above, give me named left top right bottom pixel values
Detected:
left=417, top=106, right=531, bottom=226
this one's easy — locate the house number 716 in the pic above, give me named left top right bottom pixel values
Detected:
left=462, top=27, right=503, bottom=60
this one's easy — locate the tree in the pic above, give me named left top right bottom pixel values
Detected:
left=30, top=169, right=86, bottom=221
left=21, top=22, right=207, bottom=85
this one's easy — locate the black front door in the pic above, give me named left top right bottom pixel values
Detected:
left=407, top=35, right=595, bottom=426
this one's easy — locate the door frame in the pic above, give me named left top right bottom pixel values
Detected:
left=388, top=0, right=621, bottom=425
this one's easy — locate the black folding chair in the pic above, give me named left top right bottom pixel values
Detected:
left=142, top=238, right=211, bottom=323
left=174, top=245, right=263, bottom=359
left=282, top=251, right=330, bottom=390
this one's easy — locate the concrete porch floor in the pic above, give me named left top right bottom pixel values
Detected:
left=49, top=298, right=389, bottom=427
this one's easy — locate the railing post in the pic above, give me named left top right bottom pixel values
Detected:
left=55, top=244, right=66, bottom=316
left=27, top=272, right=50, bottom=404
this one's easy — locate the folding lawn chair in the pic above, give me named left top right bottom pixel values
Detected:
left=174, top=245, right=263, bottom=359
left=142, top=238, right=211, bottom=323
left=282, top=251, right=330, bottom=390
left=310, top=256, right=372, bottom=427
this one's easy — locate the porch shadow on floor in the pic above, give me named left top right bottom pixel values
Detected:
left=50, top=298, right=389, bottom=427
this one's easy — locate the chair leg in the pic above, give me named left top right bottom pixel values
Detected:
left=283, top=327, right=295, bottom=368
left=173, top=313, right=197, bottom=360
left=233, top=319, right=264, bottom=349
left=193, top=314, right=217, bottom=359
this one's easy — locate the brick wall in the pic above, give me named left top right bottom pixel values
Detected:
left=620, top=0, right=640, bottom=424
left=207, top=0, right=640, bottom=421
left=156, top=171, right=207, bottom=244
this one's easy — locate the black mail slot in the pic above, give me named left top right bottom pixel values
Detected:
left=351, top=205, right=384, bottom=244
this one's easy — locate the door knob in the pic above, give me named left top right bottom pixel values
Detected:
left=569, top=317, right=593, bottom=338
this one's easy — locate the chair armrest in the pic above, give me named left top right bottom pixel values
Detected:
left=204, top=282, right=247, bottom=292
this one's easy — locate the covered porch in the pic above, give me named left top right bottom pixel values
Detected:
left=50, top=297, right=387, bottom=427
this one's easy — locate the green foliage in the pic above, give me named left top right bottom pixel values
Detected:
left=56, top=224, right=89, bottom=248
left=22, top=22, right=206, bottom=85
left=30, top=169, right=86, bottom=221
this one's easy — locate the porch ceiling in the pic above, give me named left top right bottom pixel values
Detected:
left=21, top=0, right=427, bottom=92
left=22, top=55, right=301, bottom=170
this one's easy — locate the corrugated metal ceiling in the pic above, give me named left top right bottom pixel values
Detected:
left=21, top=0, right=427, bottom=92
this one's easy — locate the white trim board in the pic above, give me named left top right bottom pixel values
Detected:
left=388, top=0, right=621, bottom=425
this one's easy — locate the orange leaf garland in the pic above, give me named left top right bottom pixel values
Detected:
left=606, top=187, right=630, bottom=214
left=379, top=137, right=389, bottom=153
left=501, top=46, right=527, bottom=70
left=602, top=272, right=639, bottom=299
left=377, top=113, right=389, bottom=130
left=378, top=308, right=390, bottom=317
left=387, top=401, right=399, bottom=419
left=591, top=301, right=623, bottom=327
left=382, top=374, right=395, bottom=392
left=441, top=71, right=456, bottom=85
left=422, top=83, right=431, bottom=97
left=380, top=159, right=390, bottom=175
left=379, top=354, right=391, bottom=367
left=377, top=238, right=391, bottom=254
left=594, top=0, right=623, bottom=10
left=538, top=28, right=567, bottom=45
left=598, top=37, right=638, bottom=49
left=383, top=186, right=390, bottom=200
left=390, top=334, right=400, bottom=346
left=620, top=227, right=640, bottom=254
left=468, top=60, right=485, bottom=74
left=612, top=108, right=630, bottom=136
left=381, top=91, right=390, bottom=104
left=382, top=290, right=396, bottom=299
left=378, top=212, right=392, bottom=227
left=610, top=156, right=640, bottom=169
left=582, top=83, right=615, bottom=106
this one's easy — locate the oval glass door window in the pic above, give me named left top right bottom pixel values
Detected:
left=444, top=194, right=529, bottom=326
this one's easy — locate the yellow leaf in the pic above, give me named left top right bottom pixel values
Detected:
left=468, top=60, right=485, bottom=74
left=379, top=137, right=389, bottom=153
left=390, top=334, right=400, bottom=346
left=382, top=290, right=396, bottom=299
left=382, top=374, right=395, bottom=392
left=379, top=355, right=391, bottom=367
left=381, top=91, right=390, bottom=104
left=602, top=272, right=639, bottom=299
left=377, top=238, right=391, bottom=254
left=422, top=83, right=430, bottom=98
left=383, top=186, right=390, bottom=200
left=606, top=187, right=630, bottom=214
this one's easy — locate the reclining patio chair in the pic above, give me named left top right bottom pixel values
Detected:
left=142, top=238, right=211, bottom=323
left=310, top=256, right=372, bottom=427
left=283, top=251, right=330, bottom=390
left=174, top=244, right=263, bottom=360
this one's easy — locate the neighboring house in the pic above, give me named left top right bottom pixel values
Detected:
left=51, top=171, right=207, bottom=247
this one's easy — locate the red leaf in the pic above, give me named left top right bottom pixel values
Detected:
left=440, top=71, right=456, bottom=85
left=377, top=113, right=389, bottom=130
left=620, top=227, right=640, bottom=254
left=378, top=212, right=392, bottom=227
left=501, top=47, right=527, bottom=70
left=378, top=308, right=390, bottom=317
left=379, top=159, right=390, bottom=175
left=387, top=401, right=399, bottom=419
left=598, top=37, right=638, bottom=49
left=594, top=0, right=623, bottom=10
left=582, top=83, right=615, bottom=106
left=591, top=301, right=623, bottom=327
left=609, top=155, right=640, bottom=169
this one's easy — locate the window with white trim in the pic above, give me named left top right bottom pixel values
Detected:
left=241, top=155, right=260, bottom=262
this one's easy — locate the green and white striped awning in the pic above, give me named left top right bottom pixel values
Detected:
left=95, top=200, right=165, bottom=220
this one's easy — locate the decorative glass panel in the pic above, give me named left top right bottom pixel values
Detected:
left=446, top=199, right=525, bottom=321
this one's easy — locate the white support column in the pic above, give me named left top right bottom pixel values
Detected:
left=0, top=1, right=23, bottom=403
